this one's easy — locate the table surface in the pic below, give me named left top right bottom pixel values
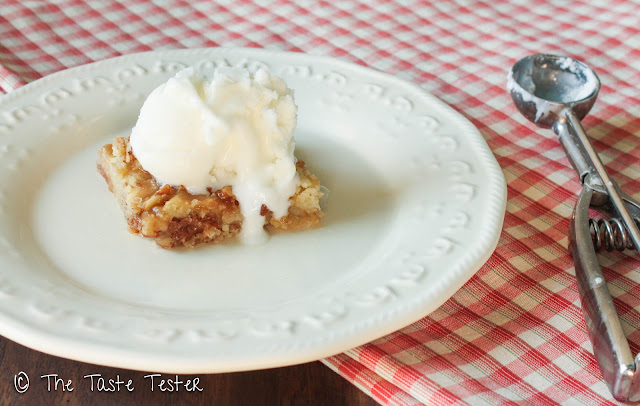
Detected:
left=3, top=0, right=640, bottom=405
left=0, top=336, right=376, bottom=405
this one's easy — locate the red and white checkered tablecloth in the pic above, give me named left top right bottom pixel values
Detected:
left=3, top=0, right=640, bottom=404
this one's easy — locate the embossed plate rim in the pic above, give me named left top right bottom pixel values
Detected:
left=0, top=47, right=506, bottom=372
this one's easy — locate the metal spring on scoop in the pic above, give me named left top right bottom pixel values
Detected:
left=589, top=217, right=640, bottom=252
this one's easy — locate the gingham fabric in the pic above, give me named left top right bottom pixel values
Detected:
left=2, top=0, right=640, bottom=404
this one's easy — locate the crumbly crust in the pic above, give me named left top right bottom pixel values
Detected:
left=97, top=136, right=323, bottom=248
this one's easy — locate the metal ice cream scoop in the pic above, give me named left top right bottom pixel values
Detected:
left=509, top=53, right=640, bottom=402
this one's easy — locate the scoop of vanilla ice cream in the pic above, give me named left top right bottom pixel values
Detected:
left=129, top=66, right=300, bottom=244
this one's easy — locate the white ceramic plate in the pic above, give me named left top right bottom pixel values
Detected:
left=0, top=48, right=505, bottom=373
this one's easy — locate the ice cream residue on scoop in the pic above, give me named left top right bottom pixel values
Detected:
left=130, top=66, right=300, bottom=244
